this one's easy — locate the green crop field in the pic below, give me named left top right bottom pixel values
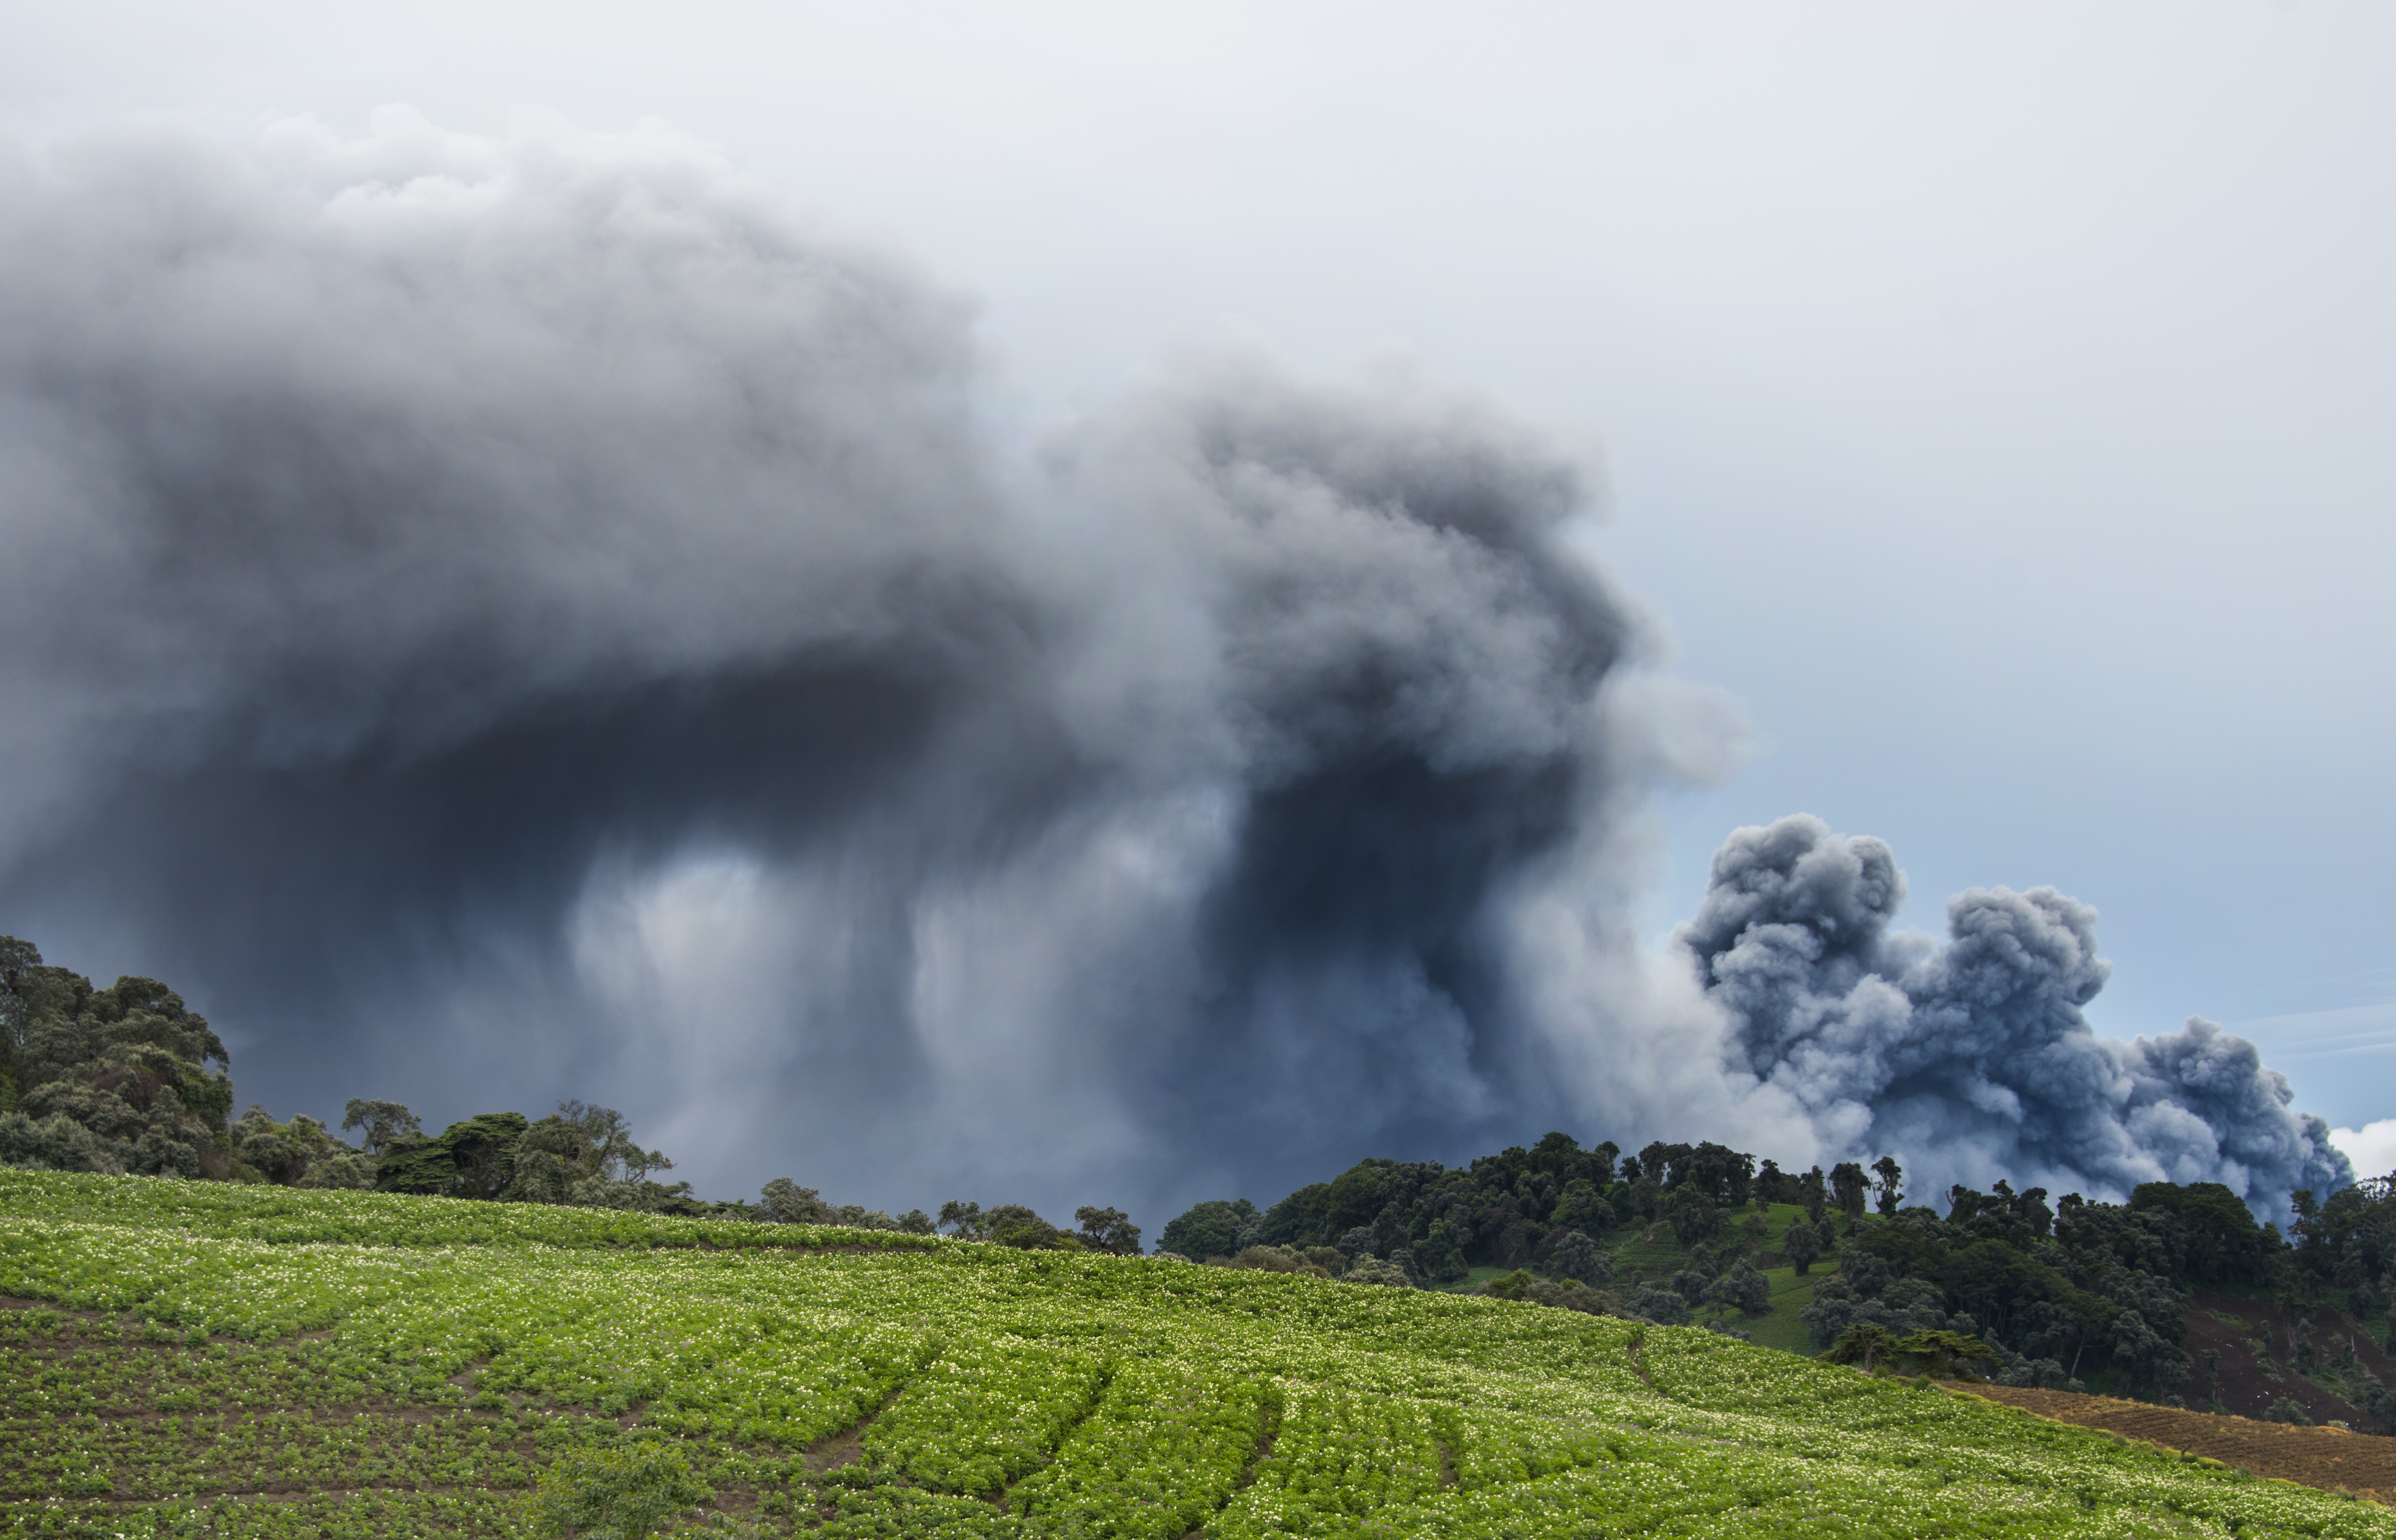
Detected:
left=2, top=1171, right=2389, bottom=1539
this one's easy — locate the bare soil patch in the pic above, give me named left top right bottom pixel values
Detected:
left=1951, top=1383, right=2396, bottom=1501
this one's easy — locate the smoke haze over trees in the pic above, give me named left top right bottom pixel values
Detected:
left=0, top=116, right=2351, bottom=1222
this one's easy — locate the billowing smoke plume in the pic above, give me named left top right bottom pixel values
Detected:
left=1684, top=815, right=2351, bottom=1217
left=0, top=114, right=2345, bottom=1222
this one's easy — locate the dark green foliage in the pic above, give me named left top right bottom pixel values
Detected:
left=2263, top=1396, right=2315, bottom=1426
left=1709, top=1259, right=1771, bottom=1317
left=1412, top=1216, right=1470, bottom=1281
left=1073, top=1205, right=1142, bottom=1255
left=763, top=1178, right=836, bottom=1224
left=1668, top=1183, right=1723, bottom=1245
left=1627, top=1282, right=1689, bottom=1325
left=0, top=1109, right=123, bottom=1173
left=341, top=1097, right=421, bottom=1154
left=1544, top=1228, right=1612, bottom=1287
left=1479, top=1267, right=1538, bottom=1300
left=1187, top=1131, right=1696, bottom=1278
left=2128, top=1181, right=2272, bottom=1285
left=1871, top=1156, right=1904, bottom=1216
left=989, top=1207, right=1077, bottom=1250
left=1157, top=1198, right=1256, bottom=1261
left=524, top=1433, right=708, bottom=1540
left=232, top=1106, right=375, bottom=1189
left=1830, top=1161, right=1869, bottom=1225
left=1782, top=1219, right=1822, bottom=1275
left=1827, top=1321, right=1896, bottom=1372
left=0, top=937, right=234, bottom=1179
left=1252, top=1182, right=1328, bottom=1247
left=366, top=1101, right=701, bottom=1212
left=1889, top=1329, right=1998, bottom=1379
left=505, top=1101, right=688, bottom=1210
left=1324, top=1158, right=1401, bottom=1236
left=376, top=1112, right=531, bottom=1199
left=1549, top=1177, right=1607, bottom=1232
left=2288, top=1177, right=2395, bottom=1311
left=1804, top=1179, right=2289, bottom=1398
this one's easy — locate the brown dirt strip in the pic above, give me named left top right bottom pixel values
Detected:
left=1946, top=1382, right=2396, bottom=1501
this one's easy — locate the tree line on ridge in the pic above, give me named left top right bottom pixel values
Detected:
left=5, top=933, right=2390, bottom=1427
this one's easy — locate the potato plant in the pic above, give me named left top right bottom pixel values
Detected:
left=3, top=1170, right=2392, bottom=1539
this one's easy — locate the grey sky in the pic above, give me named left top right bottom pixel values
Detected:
left=2, top=3, right=2390, bottom=1174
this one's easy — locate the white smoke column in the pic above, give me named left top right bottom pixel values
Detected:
left=1680, top=814, right=2352, bottom=1218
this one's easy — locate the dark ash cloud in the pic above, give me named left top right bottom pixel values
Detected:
left=0, top=116, right=1682, bottom=1216
left=0, top=115, right=2346, bottom=1224
left=1684, top=814, right=2351, bottom=1218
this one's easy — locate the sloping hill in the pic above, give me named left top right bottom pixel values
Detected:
left=2183, top=1293, right=2396, bottom=1427
left=1597, top=1202, right=1834, bottom=1350
left=1, top=1171, right=2389, bottom=1539
left=1954, top=1385, right=2396, bottom=1501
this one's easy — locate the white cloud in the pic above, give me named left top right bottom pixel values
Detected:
left=2330, top=1121, right=2396, bottom=1184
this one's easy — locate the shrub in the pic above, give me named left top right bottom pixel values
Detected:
left=2263, top=1398, right=2315, bottom=1427
left=1342, top=1255, right=1412, bottom=1287
left=993, top=1215, right=1079, bottom=1251
left=1708, top=1260, right=1771, bottom=1318
left=1544, top=1228, right=1612, bottom=1287
left=525, top=1436, right=708, bottom=1540
left=1480, top=1269, right=1537, bottom=1301
left=0, top=1111, right=125, bottom=1174
left=1628, top=1283, right=1689, bottom=1326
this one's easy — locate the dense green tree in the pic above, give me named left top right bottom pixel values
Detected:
left=1255, top=1182, right=1331, bottom=1246
left=1341, top=1254, right=1412, bottom=1287
left=1870, top=1155, right=1904, bottom=1216
left=984, top=1204, right=1075, bottom=1250
left=1549, top=1178, right=1607, bottom=1233
left=1829, top=1161, right=1870, bottom=1227
left=1826, top=1321, right=1896, bottom=1374
left=340, top=1098, right=421, bottom=1155
left=1543, top=1228, right=1612, bottom=1286
left=1158, top=1198, right=1256, bottom=1260
left=1668, top=1183, right=1722, bottom=1246
left=1074, top=1205, right=1143, bottom=1255
left=0, top=939, right=233, bottom=1179
left=1627, top=1282, right=1689, bottom=1326
left=375, top=1112, right=530, bottom=1199
left=500, top=1101, right=687, bottom=1210
left=1709, top=1258, right=1772, bottom=1317
left=231, top=1106, right=373, bottom=1188
left=763, top=1178, right=836, bottom=1223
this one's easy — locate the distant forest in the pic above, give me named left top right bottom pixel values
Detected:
left=1159, top=1134, right=2396, bottom=1428
left=5, top=935, right=2391, bottom=1428
left=0, top=936, right=1139, bottom=1255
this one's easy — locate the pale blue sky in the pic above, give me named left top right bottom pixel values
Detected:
left=4, top=1, right=2390, bottom=1136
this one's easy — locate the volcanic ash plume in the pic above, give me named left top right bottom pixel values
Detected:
left=1680, top=814, right=2351, bottom=1218
left=0, top=114, right=2346, bottom=1221
left=0, top=113, right=1745, bottom=1212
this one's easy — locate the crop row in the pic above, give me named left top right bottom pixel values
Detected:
left=1210, top=1384, right=1449, bottom=1539
left=859, top=1342, right=1105, bottom=1494
left=0, top=1169, right=935, bottom=1258
left=2, top=1173, right=2392, bottom=1540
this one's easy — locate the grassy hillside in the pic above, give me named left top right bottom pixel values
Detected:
left=1602, top=1202, right=1833, bottom=1353
left=2, top=1172, right=2389, bottom=1539
left=1439, top=1203, right=1832, bottom=1355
